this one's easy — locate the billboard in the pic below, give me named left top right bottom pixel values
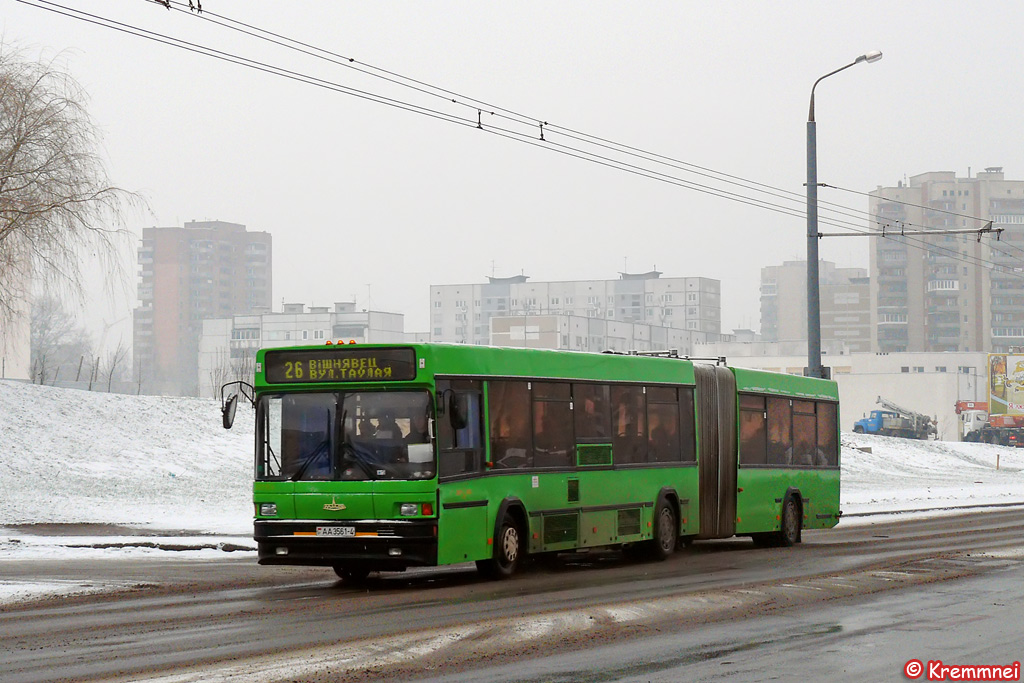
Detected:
left=988, top=353, right=1024, bottom=415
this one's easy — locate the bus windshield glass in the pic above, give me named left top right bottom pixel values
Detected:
left=257, top=390, right=435, bottom=481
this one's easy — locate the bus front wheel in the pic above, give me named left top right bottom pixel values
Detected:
left=477, top=513, right=522, bottom=579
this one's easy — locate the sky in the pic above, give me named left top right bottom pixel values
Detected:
left=2, top=378, right=1024, bottom=604
left=5, top=1, right=1024, bottom=349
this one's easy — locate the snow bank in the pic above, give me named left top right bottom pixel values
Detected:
left=2, top=380, right=1023, bottom=535
left=841, top=432, right=1024, bottom=516
left=0, top=380, right=253, bottom=534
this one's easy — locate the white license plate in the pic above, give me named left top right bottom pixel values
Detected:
left=316, top=526, right=355, bottom=537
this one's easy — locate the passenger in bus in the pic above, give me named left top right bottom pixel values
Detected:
left=649, top=413, right=678, bottom=461
left=767, top=419, right=793, bottom=465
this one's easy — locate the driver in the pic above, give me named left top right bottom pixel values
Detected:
left=375, top=412, right=400, bottom=439
left=405, top=410, right=430, bottom=443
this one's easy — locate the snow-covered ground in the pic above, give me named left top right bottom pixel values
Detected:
left=2, top=379, right=1024, bottom=603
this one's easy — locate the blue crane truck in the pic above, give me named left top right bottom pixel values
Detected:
left=853, top=396, right=937, bottom=440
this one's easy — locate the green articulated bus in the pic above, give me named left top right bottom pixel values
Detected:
left=221, top=342, right=840, bottom=582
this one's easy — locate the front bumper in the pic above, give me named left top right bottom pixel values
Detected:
left=254, top=519, right=438, bottom=569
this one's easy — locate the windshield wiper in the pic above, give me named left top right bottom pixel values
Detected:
left=340, top=441, right=378, bottom=480
left=289, top=438, right=331, bottom=481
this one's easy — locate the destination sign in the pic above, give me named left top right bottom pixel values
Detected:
left=264, top=348, right=417, bottom=383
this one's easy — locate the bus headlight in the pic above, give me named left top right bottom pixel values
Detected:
left=260, top=503, right=278, bottom=516
left=400, top=503, right=418, bottom=516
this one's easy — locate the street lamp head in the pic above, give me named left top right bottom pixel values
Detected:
left=856, top=50, right=883, bottom=64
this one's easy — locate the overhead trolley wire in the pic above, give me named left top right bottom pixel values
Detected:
left=17, top=0, right=860, bottom=226
left=148, top=0, right=1021, bottom=250
left=146, top=0, right=905, bottom=225
left=24, top=0, right=988, bottom=240
left=18, top=0, right=1023, bottom=282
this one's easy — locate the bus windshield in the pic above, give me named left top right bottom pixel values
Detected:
left=257, top=390, right=435, bottom=481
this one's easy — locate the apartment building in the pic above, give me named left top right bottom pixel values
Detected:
left=430, top=271, right=722, bottom=346
left=760, top=260, right=870, bottom=351
left=134, top=220, right=272, bottom=395
left=488, top=313, right=725, bottom=354
left=869, top=167, right=1024, bottom=353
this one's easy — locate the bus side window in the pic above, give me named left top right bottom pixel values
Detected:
left=533, top=382, right=572, bottom=468
left=488, top=380, right=532, bottom=470
left=767, top=397, right=792, bottom=466
left=611, top=385, right=646, bottom=464
left=437, top=380, right=484, bottom=479
left=816, top=401, right=838, bottom=467
left=792, top=401, right=817, bottom=467
left=738, top=394, right=767, bottom=465
left=647, top=386, right=680, bottom=463
left=573, top=383, right=611, bottom=441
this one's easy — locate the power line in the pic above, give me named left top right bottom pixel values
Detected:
left=17, top=0, right=871, bottom=228
left=144, top=0, right=921, bottom=231
left=30, top=0, right=971, bottom=245
left=141, top=1, right=1024, bottom=254
left=19, top=0, right=1024, bottom=286
left=823, top=182, right=994, bottom=225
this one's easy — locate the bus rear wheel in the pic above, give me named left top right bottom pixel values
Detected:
left=477, top=513, right=522, bottom=579
left=778, top=495, right=802, bottom=547
left=649, top=499, right=677, bottom=561
left=333, top=566, right=370, bottom=583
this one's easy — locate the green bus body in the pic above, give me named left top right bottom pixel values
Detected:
left=248, top=343, right=840, bottom=576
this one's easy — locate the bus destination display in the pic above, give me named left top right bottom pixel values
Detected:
left=264, top=348, right=417, bottom=383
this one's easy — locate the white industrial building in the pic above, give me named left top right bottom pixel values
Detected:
left=197, top=302, right=406, bottom=398
left=692, top=342, right=987, bottom=440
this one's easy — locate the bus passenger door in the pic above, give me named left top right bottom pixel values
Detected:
left=436, top=380, right=490, bottom=564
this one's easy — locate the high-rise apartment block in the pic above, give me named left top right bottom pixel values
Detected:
left=430, top=271, right=721, bottom=346
left=760, top=260, right=869, bottom=352
left=869, top=168, right=1024, bottom=353
left=134, top=220, right=272, bottom=395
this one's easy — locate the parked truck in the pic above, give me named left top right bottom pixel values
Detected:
left=853, top=396, right=938, bottom=439
left=958, top=400, right=1024, bottom=446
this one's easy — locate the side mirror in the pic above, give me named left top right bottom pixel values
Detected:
left=449, top=392, right=469, bottom=430
left=222, top=394, right=239, bottom=430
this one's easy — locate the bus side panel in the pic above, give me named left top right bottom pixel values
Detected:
left=575, top=467, right=700, bottom=546
left=445, top=467, right=700, bottom=555
left=734, top=467, right=840, bottom=534
left=436, top=494, right=490, bottom=565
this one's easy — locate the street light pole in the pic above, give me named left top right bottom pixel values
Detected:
left=806, top=50, right=882, bottom=379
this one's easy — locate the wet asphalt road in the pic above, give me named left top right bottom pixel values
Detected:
left=420, top=558, right=1024, bottom=683
left=2, top=510, right=1024, bottom=682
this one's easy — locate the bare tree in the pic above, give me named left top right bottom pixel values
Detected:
left=103, top=339, right=130, bottom=392
left=230, top=346, right=258, bottom=385
left=0, top=44, right=143, bottom=333
left=207, top=348, right=234, bottom=399
left=30, top=294, right=92, bottom=384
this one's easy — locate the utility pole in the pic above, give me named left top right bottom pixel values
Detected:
left=806, top=50, right=882, bottom=379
